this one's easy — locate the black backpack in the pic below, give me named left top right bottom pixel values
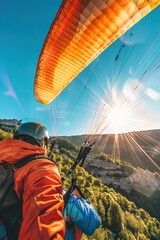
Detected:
left=0, top=154, right=53, bottom=240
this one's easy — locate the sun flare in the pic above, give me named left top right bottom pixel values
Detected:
left=94, top=84, right=154, bottom=136
left=108, top=103, right=132, bottom=134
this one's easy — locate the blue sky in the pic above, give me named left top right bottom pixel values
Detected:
left=0, top=1, right=160, bottom=136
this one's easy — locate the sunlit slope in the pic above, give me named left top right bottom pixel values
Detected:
left=54, top=138, right=160, bottom=239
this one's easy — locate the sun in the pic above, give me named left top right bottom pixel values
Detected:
left=108, top=104, right=132, bottom=134
left=95, top=86, right=146, bottom=135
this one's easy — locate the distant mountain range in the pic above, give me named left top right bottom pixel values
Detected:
left=63, top=129, right=160, bottom=174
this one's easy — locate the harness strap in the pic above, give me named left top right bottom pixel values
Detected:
left=12, top=155, right=54, bottom=170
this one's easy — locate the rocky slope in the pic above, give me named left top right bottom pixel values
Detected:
left=83, top=153, right=160, bottom=220
left=84, top=154, right=160, bottom=197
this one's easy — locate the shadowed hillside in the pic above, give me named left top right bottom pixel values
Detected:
left=63, top=129, right=160, bottom=174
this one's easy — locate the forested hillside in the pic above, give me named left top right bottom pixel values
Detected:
left=49, top=138, right=160, bottom=239
left=84, top=152, right=160, bottom=221
left=1, top=131, right=160, bottom=239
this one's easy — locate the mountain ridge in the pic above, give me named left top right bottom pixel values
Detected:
left=62, top=129, right=160, bottom=174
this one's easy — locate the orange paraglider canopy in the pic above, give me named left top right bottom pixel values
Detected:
left=34, top=0, right=159, bottom=104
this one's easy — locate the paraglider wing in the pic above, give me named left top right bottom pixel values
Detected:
left=34, top=0, right=159, bottom=104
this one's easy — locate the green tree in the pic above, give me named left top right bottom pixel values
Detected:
left=119, top=229, right=136, bottom=240
left=93, top=179, right=102, bottom=188
left=137, top=233, right=149, bottom=240
left=126, top=214, right=146, bottom=234
left=107, top=201, right=124, bottom=233
left=147, top=218, right=160, bottom=240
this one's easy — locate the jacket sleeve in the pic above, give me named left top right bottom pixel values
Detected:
left=64, top=194, right=100, bottom=235
left=14, top=160, right=65, bottom=240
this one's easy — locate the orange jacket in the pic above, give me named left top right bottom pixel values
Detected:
left=0, top=138, right=65, bottom=240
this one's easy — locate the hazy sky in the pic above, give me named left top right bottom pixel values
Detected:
left=0, top=1, right=160, bottom=136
